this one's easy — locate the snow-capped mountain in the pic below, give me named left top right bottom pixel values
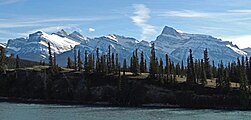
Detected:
left=4, top=26, right=248, bottom=66
left=242, top=48, right=251, bottom=56
left=6, top=31, right=80, bottom=61
left=153, top=26, right=247, bottom=64
left=0, top=43, right=6, bottom=48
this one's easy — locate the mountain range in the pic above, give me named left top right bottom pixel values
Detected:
left=1, top=26, right=249, bottom=66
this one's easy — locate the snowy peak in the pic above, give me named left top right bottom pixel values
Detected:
left=242, top=47, right=251, bottom=56
left=53, top=29, right=68, bottom=37
left=0, top=43, right=6, bottom=48
left=161, top=26, right=181, bottom=37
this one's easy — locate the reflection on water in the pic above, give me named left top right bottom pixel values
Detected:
left=0, top=102, right=250, bottom=120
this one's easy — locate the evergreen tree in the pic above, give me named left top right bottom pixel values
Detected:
left=186, top=49, right=195, bottom=84
left=181, top=61, right=184, bottom=78
left=0, top=47, right=6, bottom=73
left=107, top=45, right=111, bottom=73
left=240, top=56, right=248, bottom=92
left=84, top=50, right=88, bottom=72
left=67, top=57, right=72, bottom=68
left=77, top=50, right=83, bottom=71
left=111, top=53, right=115, bottom=73
left=159, top=58, right=164, bottom=83
left=165, top=54, right=170, bottom=83
left=200, top=59, right=207, bottom=86
left=16, top=55, right=20, bottom=69
left=216, top=61, right=224, bottom=88
left=48, top=42, right=53, bottom=66
left=144, top=59, right=147, bottom=72
left=0, top=47, right=6, bottom=65
left=115, top=53, right=119, bottom=74
left=74, top=47, right=77, bottom=71
left=140, top=51, right=145, bottom=73
left=53, top=52, right=57, bottom=67
left=204, top=48, right=212, bottom=79
left=88, top=53, right=94, bottom=73
left=149, top=43, right=157, bottom=78
left=212, top=60, right=217, bottom=78
left=96, top=48, right=100, bottom=72
left=123, top=59, right=127, bottom=75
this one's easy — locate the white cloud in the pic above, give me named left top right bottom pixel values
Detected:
left=88, top=28, right=95, bottom=32
left=222, top=35, right=251, bottom=49
left=131, top=4, right=156, bottom=40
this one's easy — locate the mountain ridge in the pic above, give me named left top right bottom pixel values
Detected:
left=2, top=26, right=248, bottom=66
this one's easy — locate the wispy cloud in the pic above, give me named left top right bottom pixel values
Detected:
left=0, top=16, right=117, bottom=29
left=18, top=25, right=81, bottom=36
left=159, top=9, right=251, bottom=18
left=160, top=10, right=210, bottom=18
left=131, top=4, right=156, bottom=40
left=0, top=0, right=23, bottom=5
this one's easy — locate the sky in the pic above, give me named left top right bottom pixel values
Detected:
left=1, top=0, right=251, bottom=48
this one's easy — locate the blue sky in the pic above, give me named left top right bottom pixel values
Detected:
left=1, top=0, right=251, bottom=48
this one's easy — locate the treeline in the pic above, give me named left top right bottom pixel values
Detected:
left=2, top=42, right=251, bottom=94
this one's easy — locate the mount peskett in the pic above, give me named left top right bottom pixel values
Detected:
left=3, top=26, right=248, bottom=66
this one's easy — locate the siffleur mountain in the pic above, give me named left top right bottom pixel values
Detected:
left=3, top=26, right=248, bottom=66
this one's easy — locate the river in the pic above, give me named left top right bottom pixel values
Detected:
left=0, top=102, right=250, bottom=120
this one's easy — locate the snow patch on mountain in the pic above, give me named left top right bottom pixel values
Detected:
left=226, top=45, right=247, bottom=55
left=0, top=43, right=6, bottom=48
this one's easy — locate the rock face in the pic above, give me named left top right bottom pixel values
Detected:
left=4, top=26, right=247, bottom=66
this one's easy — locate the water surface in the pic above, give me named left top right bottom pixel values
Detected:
left=0, top=102, right=250, bottom=120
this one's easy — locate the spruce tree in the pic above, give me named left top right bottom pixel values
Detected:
left=53, top=52, right=57, bottom=67
left=186, top=49, right=195, bottom=84
left=16, top=55, right=20, bottom=69
left=48, top=42, right=53, bottom=67
left=107, top=45, right=111, bottom=73
left=84, top=50, right=88, bottom=72
left=123, top=59, right=127, bottom=75
left=115, top=53, right=119, bottom=74
left=204, top=48, right=212, bottom=79
left=200, top=59, right=207, bottom=86
left=111, top=53, right=115, bottom=73
left=67, top=57, right=72, bottom=68
left=88, top=53, right=94, bottom=73
left=0, top=47, right=6, bottom=73
left=165, top=54, right=170, bottom=83
left=149, top=43, right=157, bottom=78
left=96, top=48, right=100, bottom=72
left=74, top=47, right=77, bottom=71
left=159, top=58, right=164, bottom=83
left=216, top=61, right=224, bottom=88
left=140, top=51, right=145, bottom=73
left=181, top=61, right=184, bottom=78
left=144, top=59, right=147, bottom=72
left=77, top=50, right=83, bottom=71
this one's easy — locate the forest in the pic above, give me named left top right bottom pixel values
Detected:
left=0, top=43, right=251, bottom=109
